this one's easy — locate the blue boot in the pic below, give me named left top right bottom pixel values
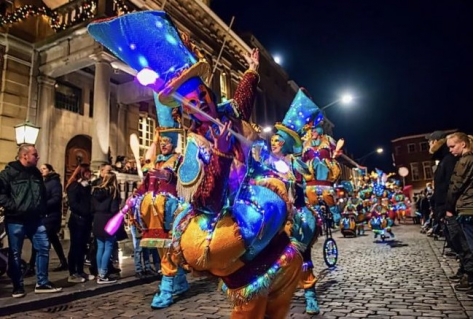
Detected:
left=151, top=275, right=174, bottom=309
left=172, top=267, right=189, bottom=296
left=304, top=287, right=320, bottom=315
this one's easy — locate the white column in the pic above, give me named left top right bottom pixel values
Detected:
left=91, top=59, right=112, bottom=171
left=35, top=76, right=56, bottom=164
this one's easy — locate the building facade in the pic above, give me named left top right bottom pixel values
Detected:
left=391, top=129, right=457, bottom=191
left=0, top=0, right=301, bottom=191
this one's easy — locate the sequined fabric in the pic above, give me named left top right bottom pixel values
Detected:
left=88, top=11, right=197, bottom=91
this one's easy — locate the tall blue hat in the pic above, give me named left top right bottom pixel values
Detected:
left=274, top=88, right=322, bottom=154
left=87, top=11, right=210, bottom=107
left=153, top=92, right=181, bottom=146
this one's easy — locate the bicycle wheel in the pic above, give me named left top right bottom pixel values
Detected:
left=323, top=238, right=338, bottom=268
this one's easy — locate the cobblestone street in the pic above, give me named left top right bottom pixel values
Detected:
left=4, top=224, right=472, bottom=319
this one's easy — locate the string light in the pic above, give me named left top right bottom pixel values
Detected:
left=113, top=0, right=132, bottom=15
left=0, top=5, right=57, bottom=27
left=0, top=0, right=132, bottom=31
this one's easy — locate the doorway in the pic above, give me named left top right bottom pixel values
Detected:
left=64, top=135, right=92, bottom=187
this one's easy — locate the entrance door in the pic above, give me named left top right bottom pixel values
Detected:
left=64, top=135, right=92, bottom=187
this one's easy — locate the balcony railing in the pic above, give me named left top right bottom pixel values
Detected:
left=0, top=0, right=139, bottom=45
left=116, top=172, right=142, bottom=204
left=51, top=0, right=137, bottom=32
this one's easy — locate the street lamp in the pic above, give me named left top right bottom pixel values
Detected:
left=14, top=121, right=40, bottom=145
left=357, top=147, right=384, bottom=163
left=262, top=126, right=273, bottom=133
left=320, top=94, right=354, bottom=111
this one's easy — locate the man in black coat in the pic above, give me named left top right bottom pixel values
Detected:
left=426, top=131, right=458, bottom=241
left=0, top=144, right=62, bottom=298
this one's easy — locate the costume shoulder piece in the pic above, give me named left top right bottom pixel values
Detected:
left=177, top=132, right=212, bottom=202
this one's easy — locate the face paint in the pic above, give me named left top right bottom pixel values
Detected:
left=271, top=134, right=285, bottom=155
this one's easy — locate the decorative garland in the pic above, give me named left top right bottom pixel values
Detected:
left=0, top=0, right=132, bottom=31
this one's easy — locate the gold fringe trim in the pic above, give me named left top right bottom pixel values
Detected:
left=177, top=169, right=204, bottom=203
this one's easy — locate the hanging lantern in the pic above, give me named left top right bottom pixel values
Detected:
left=14, top=121, right=40, bottom=145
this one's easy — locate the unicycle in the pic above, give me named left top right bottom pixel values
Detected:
left=322, top=209, right=338, bottom=268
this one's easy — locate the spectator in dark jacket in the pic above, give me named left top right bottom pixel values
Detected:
left=446, top=132, right=473, bottom=291
left=417, top=191, right=431, bottom=226
left=28, top=164, right=68, bottom=273
left=0, top=144, right=62, bottom=298
left=66, top=164, right=95, bottom=283
left=87, top=163, right=121, bottom=276
left=426, top=131, right=459, bottom=239
left=91, top=172, right=121, bottom=284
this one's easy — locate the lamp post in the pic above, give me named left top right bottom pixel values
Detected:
left=357, top=147, right=383, bottom=164
left=320, top=94, right=353, bottom=111
left=14, top=120, right=40, bottom=146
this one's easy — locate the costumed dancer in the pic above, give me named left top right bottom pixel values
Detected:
left=340, top=200, right=358, bottom=237
left=270, top=88, right=322, bottom=315
left=351, top=192, right=366, bottom=236
left=393, top=187, right=408, bottom=224
left=369, top=200, right=395, bottom=240
left=138, top=95, right=189, bottom=307
left=301, top=115, right=345, bottom=228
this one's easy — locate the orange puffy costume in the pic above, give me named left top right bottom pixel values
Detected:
left=171, top=133, right=302, bottom=319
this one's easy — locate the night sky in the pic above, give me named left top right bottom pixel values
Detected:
left=211, top=0, right=473, bottom=172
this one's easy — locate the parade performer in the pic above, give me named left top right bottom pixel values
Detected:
left=340, top=199, right=358, bottom=237
left=301, top=116, right=344, bottom=227
left=128, top=94, right=190, bottom=307
left=351, top=193, right=367, bottom=236
left=270, top=88, right=322, bottom=315
left=393, top=187, right=408, bottom=223
left=369, top=199, right=395, bottom=240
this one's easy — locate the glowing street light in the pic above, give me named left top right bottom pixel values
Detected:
left=321, top=93, right=354, bottom=111
left=262, top=126, right=273, bottom=133
left=273, top=54, right=282, bottom=65
left=357, top=147, right=384, bottom=163
left=341, top=94, right=353, bottom=104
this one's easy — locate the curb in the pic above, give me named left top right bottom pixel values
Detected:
left=0, top=275, right=159, bottom=316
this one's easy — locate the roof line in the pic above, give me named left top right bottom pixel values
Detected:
left=391, top=129, right=458, bottom=143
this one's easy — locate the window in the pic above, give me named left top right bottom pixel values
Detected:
left=410, top=162, right=421, bottom=181
left=394, top=146, right=401, bottom=155
left=55, top=81, right=82, bottom=114
left=419, top=141, right=429, bottom=152
left=423, top=161, right=433, bottom=180
left=407, top=143, right=416, bottom=153
left=138, top=116, right=156, bottom=157
left=220, top=71, right=229, bottom=102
